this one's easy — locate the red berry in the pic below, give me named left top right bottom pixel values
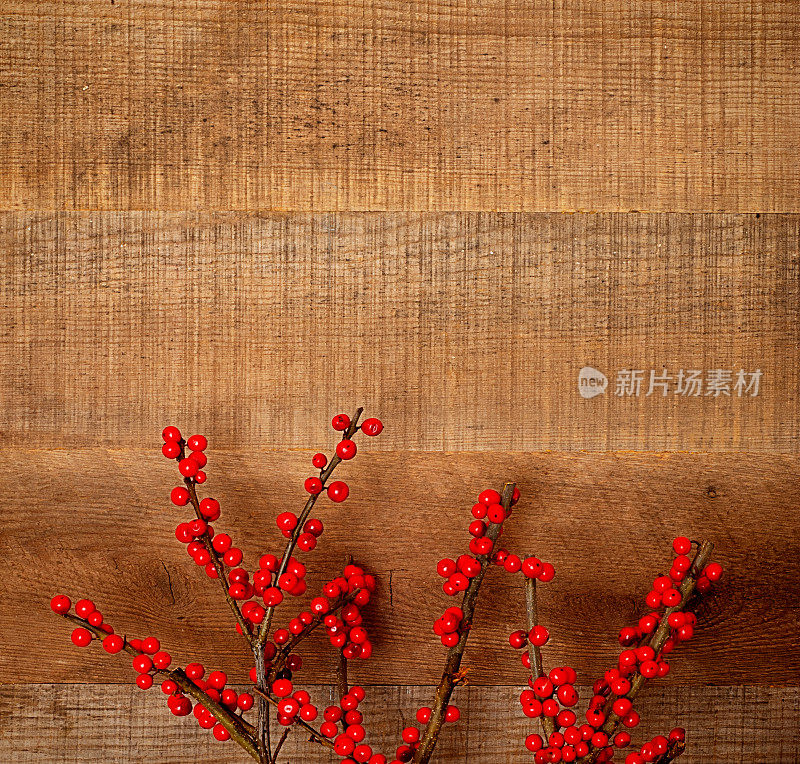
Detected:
left=673, top=536, right=692, bottom=555
left=522, top=558, right=543, bottom=578
left=187, top=434, right=207, bottom=452
left=416, top=707, right=431, bottom=724
left=198, top=498, right=220, bottom=520
left=538, top=563, right=556, bottom=582
left=361, top=418, right=383, bottom=436
left=304, top=518, right=324, bottom=537
left=153, top=651, right=171, bottom=669
left=162, top=426, right=181, bottom=442
left=212, top=723, right=230, bottom=741
left=662, top=588, right=681, bottom=607
left=503, top=554, right=522, bottom=573
left=336, top=439, right=357, bottom=460
left=305, top=477, right=323, bottom=495
left=509, top=630, right=527, bottom=649
left=170, top=487, right=190, bottom=506
left=327, top=481, right=349, bottom=502
left=272, top=679, right=293, bottom=697
left=133, top=655, right=153, bottom=673
left=71, top=628, right=92, bottom=647
left=277, top=512, right=298, bottom=532
left=223, top=547, right=243, bottom=566
left=162, top=442, right=180, bottom=459
left=445, top=705, right=460, bottom=722
left=103, top=634, right=124, bottom=653
left=673, top=554, right=691, bottom=572
left=332, top=414, right=351, bottom=431
left=529, top=625, right=549, bottom=646
left=478, top=489, right=502, bottom=506
left=312, top=453, right=327, bottom=469
left=704, top=562, right=723, bottom=582
left=50, top=595, right=71, bottom=614
left=487, top=503, right=506, bottom=523
left=178, top=457, right=198, bottom=477
left=75, top=599, right=95, bottom=618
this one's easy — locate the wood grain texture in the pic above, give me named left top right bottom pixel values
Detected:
left=2, top=684, right=799, bottom=763
left=2, top=212, right=798, bottom=452
left=1, top=449, right=798, bottom=685
left=1, top=1, right=799, bottom=212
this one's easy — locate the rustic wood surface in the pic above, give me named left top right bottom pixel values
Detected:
left=2, top=684, right=799, bottom=763
left=3, top=0, right=799, bottom=760
left=1, top=1, right=799, bottom=212
left=1, top=212, right=797, bottom=452
left=1, top=450, right=797, bottom=685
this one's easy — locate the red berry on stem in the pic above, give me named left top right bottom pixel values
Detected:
left=71, top=628, right=92, bottom=647
left=327, top=481, right=349, bottom=502
left=304, top=477, right=323, bottom=495
left=332, top=414, right=351, bottom=431
left=162, top=442, right=180, bottom=459
left=312, top=453, right=327, bottom=469
left=336, top=439, right=357, bottom=460
left=103, top=634, right=124, bottom=653
left=673, top=536, right=692, bottom=555
left=162, top=426, right=181, bottom=442
left=170, top=487, right=190, bottom=506
left=187, top=434, right=207, bottom=451
left=478, top=489, right=502, bottom=506
left=178, top=457, right=198, bottom=477
left=445, top=705, right=460, bottom=722
left=361, top=418, right=383, bottom=436
left=704, top=562, right=723, bottom=582
left=50, top=595, right=71, bottom=614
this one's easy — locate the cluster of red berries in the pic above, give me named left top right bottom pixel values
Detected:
left=392, top=704, right=459, bottom=762
left=623, top=728, right=685, bottom=764
left=303, top=414, right=383, bottom=501
left=512, top=538, right=722, bottom=764
left=50, top=595, right=243, bottom=743
left=161, top=662, right=254, bottom=742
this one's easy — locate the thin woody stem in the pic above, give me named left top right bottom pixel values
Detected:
left=254, top=408, right=362, bottom=759
left=578, top=541, right=715, bottom=763
left=525, top=575, right=555, bottom=739
left=270, top=727, right=291, bottom=764
left=253, top=688, right=337, bottom=752
left=58, top=612, right=259, bottom=760
left=257, top=407, right=363, bottom=648
left=173, top=439, right=253, bottom=645
left=412, top=482, right=516, bottom=764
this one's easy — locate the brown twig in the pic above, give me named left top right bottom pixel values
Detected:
left=59, top=612, right=259, bottom=760
left=172, top=439, right=253, bottom=645
left=270, top=727, right=291, bottom=764
left=257, top=406, right=364, bottom=648
left=254, top=407, right=363, bottom=757
left=525, top=574, right=556, bottom=739
left=412, top=482, right=516, bottom=764
left=577, top=541, right=715, bottom=763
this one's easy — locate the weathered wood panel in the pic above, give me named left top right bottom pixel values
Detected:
left=2, top=212, right=797, bottom=452
left=1, top=449, right=798, bottom=685
left=2, top=684, right=799, bottom=763
left=1, top=2, right=799, bottom=211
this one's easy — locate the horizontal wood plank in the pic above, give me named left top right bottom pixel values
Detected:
left=1, top=212, right=797, bottom=452
left=1, top=449, right=798, bottom=685
left=1, top=684, right=798, bottom=763
left=1, top=2, right=799, bottom=211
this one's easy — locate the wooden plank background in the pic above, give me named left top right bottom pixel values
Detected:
left=1, top=1, right=799, bottom=211
left=1, top=212, right=798, bottom=452
left=2, top=0, right=800, bottom=762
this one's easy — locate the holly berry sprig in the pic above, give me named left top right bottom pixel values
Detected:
left=49, top=411, right=722, bottom=764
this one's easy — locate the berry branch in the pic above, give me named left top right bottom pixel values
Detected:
left=525, top=574, right=556, bottom=739
left=412, top=482, right=516, bottom=764
left=48, top=411, right=723, bottom=764
left=56, top=611, right=259, bottom=758
left=577, top=541, right=715, bottom=764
